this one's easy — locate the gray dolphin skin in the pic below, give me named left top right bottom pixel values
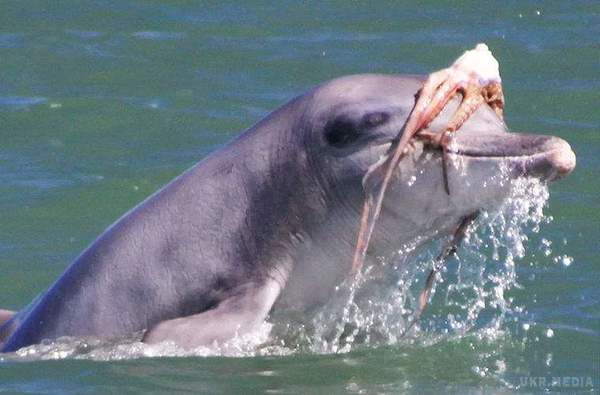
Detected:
left=0, top=74, right=575, bottom=352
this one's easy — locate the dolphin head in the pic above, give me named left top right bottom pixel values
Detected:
left=303, top=74, right=575, bottom=249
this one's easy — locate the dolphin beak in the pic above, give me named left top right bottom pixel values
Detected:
left=448, top=133, right=576, bottom=181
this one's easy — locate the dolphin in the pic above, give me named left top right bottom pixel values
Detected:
left=0, top=74, right=575, bottom=352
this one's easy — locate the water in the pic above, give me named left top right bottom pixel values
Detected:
left=1, top=1, right=598, bottom=393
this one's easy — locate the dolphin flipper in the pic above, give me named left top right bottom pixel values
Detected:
left=142, top=278, right=282, bottom=349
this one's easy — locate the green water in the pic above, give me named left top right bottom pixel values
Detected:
left=0, top=1, right=598, bottom=393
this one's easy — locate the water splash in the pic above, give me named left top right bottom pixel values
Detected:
left=0, top=177, right=553, bottom=361
left=268, top=176, right=552, bottom=355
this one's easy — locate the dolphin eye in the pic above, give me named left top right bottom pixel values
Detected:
left=324, top=116, right=361, bottom=148
left=361, top=111, right=390, bottom=128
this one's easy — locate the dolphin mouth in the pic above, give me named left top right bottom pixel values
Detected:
left=448, top=133, right=576, bottom=181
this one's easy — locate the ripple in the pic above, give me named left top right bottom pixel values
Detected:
left=66, top=29, right=103, bottom=39
left=267, top=32, right=384, bottom=44
left=0, top=96, right=47, bottom=110
left=0, top=151, right=105, bottom=194
left=121, top=96, right=168, bottom=110
left=132, top=31, right=185, bottom=41
left=538, top=117, right=598, bottom=130
left=0, top=33, right=26, bottom=49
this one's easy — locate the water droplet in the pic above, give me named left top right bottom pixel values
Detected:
left=495, top=359, right=506, bottom=373
left=562, top=255, right=573, bottom=267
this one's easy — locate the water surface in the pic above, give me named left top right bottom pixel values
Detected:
left=0, top=1, right=598, bottom=393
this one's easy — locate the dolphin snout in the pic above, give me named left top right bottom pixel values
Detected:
left=513, top=136, right=576, bottom=181
left=540, top=137, right=576, bottom=180
left=449, top=132, right=576, bottom=181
